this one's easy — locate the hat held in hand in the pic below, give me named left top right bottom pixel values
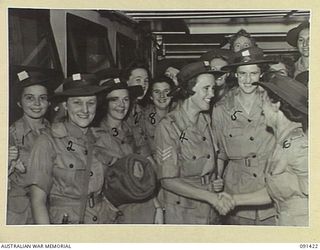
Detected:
left=104, top=153, right=159, bottom=207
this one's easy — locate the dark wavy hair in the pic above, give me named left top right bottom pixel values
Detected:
left=170, top=75, right=199, bottom=100
left=146, top=75, right=175, bottom=97
left=121, top=60, right=151, bottom=107
left=121, top=60, right=151, bottom=82
left=229, top=29, right=257, bottom=51
left=266, top=89, right=308, bottom=132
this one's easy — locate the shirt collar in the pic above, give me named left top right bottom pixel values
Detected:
left=100, top=117, right=131, bottom=135
left=64, top=120, right=88, bottom=139
left=227, top=87, right=264, bottom=116
left=21, top=116, right=50, bottom=137
left=176, top=105, right=209, bottom=133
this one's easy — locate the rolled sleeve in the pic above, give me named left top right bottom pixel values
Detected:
left=267, top=172, right=301, bottom=201
left=28, top=134, right=55, bottom=194
left=267, top=137, right=308, bottom=201
left=289, top=140, right=308, bottom=196
left=154, top=119, right=179, bottom=179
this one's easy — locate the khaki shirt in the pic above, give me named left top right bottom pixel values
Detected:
left=99, top=118, right=136, bottom=158
left=9, top=117, right=50, bottom=189
left=8, top=117, right=50, bottom=214
left=28, top=121, right=113, bottom=224
left=265, top=123, right=308, bottom=225
left=294, top=57, right=309, bottom=77
left=155, top=107, right=217, bottom=179
left=125, top=103, right=151, bottom=157
left=142, top=104, right=166, bottom=157
left=154, top=106, right=218, bottom=224
left=212, top=87, right=276, bottom=220
left=98, top=117, right=155, bottom=224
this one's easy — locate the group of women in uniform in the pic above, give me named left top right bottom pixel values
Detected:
left=7, top=21, right=309, bottom=226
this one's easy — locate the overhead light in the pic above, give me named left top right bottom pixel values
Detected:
left=152, top=31, right=187, bottom=34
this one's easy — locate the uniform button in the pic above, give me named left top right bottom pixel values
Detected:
left=270, top=172, right=273, bottom=176
left=90, top=171, right=93, bottom=177
left=84, top=150, right=88, bottom=155
left=69, top=164, right=74, bottom=168
left=229, top=134, right=232, bottom=137
left=202, top=137, right=206, bottom=141
left=176, top=201, right=180, bottom=205
left=108, top=161, right=112, bottom=166
left=92, top=216, right=97, bottom=221
left=253, top=173, right=257, bottom=177
left=207, top=154, right=210, bottom=159
left=248, top=119, right=252, bottom=122
left=250, top=136, right=254, bottom=141
left=252, top=154, right=256, bottom=158
left=192, top=156, right=196, bottom=160
left=121, top=141, right=125, bottom=144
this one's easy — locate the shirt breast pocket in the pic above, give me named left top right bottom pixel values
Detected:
left=223, top=127, right=244, bottom=156
left=180, top=140, right=209, bottom=177
left=53, top=152, right=86, bottom=193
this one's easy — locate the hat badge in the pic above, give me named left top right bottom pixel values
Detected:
left=72, top=73, right=81, bottom=81
left=241, top=50, right=250, bottom=57
left=203, top=61, right=210, bottom=67
left=17, top=71, right=29, bottom=82
left=114, top=78, right=121, bottom=84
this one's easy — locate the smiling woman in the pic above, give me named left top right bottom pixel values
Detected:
left=64, top=96, right=98, bottom=129
left=212, top=47, right=278, bottom=225
left=154, top=61, right=233, bottom=224
left=7, top=71, right=51, bottom=225
left=96, top=78, right=160, bottom=224
left=27, top=73, right=120, bottom=224
left=142, top=76, right=175, bottom=157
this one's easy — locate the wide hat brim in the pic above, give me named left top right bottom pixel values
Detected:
left=295, top=71, right=309, bottom=86
left=221, top=59, right=278, bottom=71
left=255, top=76, right=308, bottom=115
left=178, top=69, right=228, bottom=83
left=51, top=85, right=108, bottom=100
left=286, top=21, right=310, bottom=47
left=15, top=71, right=54, bottom=92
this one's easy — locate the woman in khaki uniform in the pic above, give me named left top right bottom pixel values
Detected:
left=286, top=21, right=309, bottom=77
left=28, top=74, right=116, bottom=224
left=199, top=48, right=233, bottom=104
left=224, top=74, right=308, bottom=226
left=212, top=47, right=277, bottom=225
left=142, top=76, right=175, bottom=157
left=154, top=61, right=232, bottom=224
left=122, top=61, right=151, bottom=158
left=7, top=71, right=51, bottom=224
left=98, top=78, right=162, bottom=224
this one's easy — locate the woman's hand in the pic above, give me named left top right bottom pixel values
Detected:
left=209, top=192, right=235, bottom=215
left=212, top=176, right=224, bottom=193
left=165, top=67, right=180, bottom=86
left=154, top=207, right=164, bottom=224
left=8, top=158, right=26, bottom=176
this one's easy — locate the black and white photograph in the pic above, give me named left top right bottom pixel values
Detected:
left=1, top=0, right=319, bottom=243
